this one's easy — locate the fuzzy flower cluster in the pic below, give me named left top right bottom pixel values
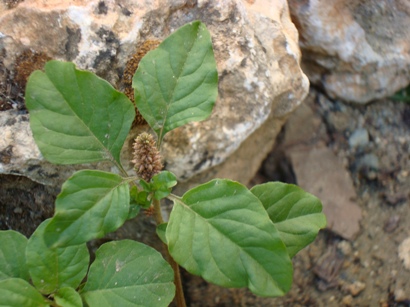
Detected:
left=132, top=132, right=163, bottom=181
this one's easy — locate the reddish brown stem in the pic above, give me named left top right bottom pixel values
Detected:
left=153, top=199, right=186, bottom=307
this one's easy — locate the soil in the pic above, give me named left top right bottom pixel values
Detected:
left=183, top=89, right=410, bottom=307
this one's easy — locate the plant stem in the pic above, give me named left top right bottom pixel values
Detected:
left=153, top=198, right=164, bottom=224
left=113, top=159, right=130, bottom=178
left=152, top=199, right=186, bottom=307
left=167, top=252, right=186, bottom=307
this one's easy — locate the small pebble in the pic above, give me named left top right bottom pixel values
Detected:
left=349, top=128, right=369, bottom=148
left=379, top=300, right=389, bottom=307
left=337, top=240, right=352, bottom=256
left=394, top=289, right=407, bottom=301
left=13, top=207, right=22, bottom=214
left=398, top=237, right=410, bottom=270
left=348, top=281, right=366, bottom=296
left=383, top=215, right=400, bottom=233
left=342, top=295, right=353, bottom=306
left=391, top=270, right=397, bottom=277
left=357, top=153, right=379, bottom=170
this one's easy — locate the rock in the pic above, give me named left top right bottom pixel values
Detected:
left=356, top=153, right=379, bottom=170
left=348, top=128, right=369, bottom=149
left=342, top=295, right=353, bottom=306
left=394, top=288, right=407, bottom=302
left=289, top=0, right=410, bottom=104
left=355, top=153, right=379, bottom=180
left=289, top=145, right=362, bottom=240
left=258, top=91, right=326, bottom=184
left=313, top=245, right=344, bottom=290
left=383, top=215, right=400, bottom=233
left=347, top=281, right=366, bottom=296
left=337, top=240, right=352, bottom=256
left=394, top=264, right=410, bottom=303
left=0, top=0, right=308, bottom=190
left=283, top=95, right=325, bottom=146
left=398, top=237, right=410, bottom=270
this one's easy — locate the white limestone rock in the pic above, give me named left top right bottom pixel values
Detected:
left=0, top=0, right=308, bottom=187
left=289, top=0, right=410, bottom=104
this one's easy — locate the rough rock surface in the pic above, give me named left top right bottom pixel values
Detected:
left=0, top=0, right=308, bottom=193
left=399, top=237, right=410, bottom=271
left=288, top=0, right=410, bottom=104
left=289, top=145, right=362, bottom=240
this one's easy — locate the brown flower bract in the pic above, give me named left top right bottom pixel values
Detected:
left=132, top=132, right=163, bottom=181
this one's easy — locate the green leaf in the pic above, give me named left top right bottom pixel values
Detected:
left=128, top=186, right=142, bottom=219
left=133, top=21, right=218, bottom=142
left=0, top=278, right=49, bottom=307
left=127, top=204, right=141, bottom=220
left=251, top=182, right=327, bottom=258
left=156, top=223, right=167, bottom=244
left=54, top=287, right=82, bottom=307
left=129, top=185, right=151, bottom=210
left=81, top=240, right=175, bottom=307
left=151, top=171, right=177, bottom=200
left=26, top=60, right=135, bottom=165
left=139, top=179, right=151, bottom=192
left=0, top=231, right=30, bottom=281
left=127, top=205, right=141, bottom=220
left=166, top=179, right=293, bottom=297
left=26, top=219, right=89, bottom=294
left=139, top=171, right=177, bottom=201
left=44, top=170, right=129, bottom=248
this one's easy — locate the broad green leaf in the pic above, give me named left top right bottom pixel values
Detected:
left=0, top=231, right=29, bottom=281
left=26, top=60, right=135, bottom=165
left=133, top=21, right=218, bottom=143
left=0, top=278, right=49, bottom=307
left=166, top=179, right=293, bottom=297
left=54, top=287, right=82, bottom=307
left=44, top=170, right=129, bottom=248
left=251, top=182, right=327, bottom=258
left=156, top=223, right=168, bottom=244
left=81, top=240, right=175, bottom=307
left=26, top=219, right=89, bottom=294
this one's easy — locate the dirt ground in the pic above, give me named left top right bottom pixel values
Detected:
left=183, top=89, right=410, bottom=307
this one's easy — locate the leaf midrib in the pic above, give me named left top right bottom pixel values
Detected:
left=173, top=198, right=285, bottom=291
left=46, top=68, right=115, bottom=162
left=53, top=177, right=127, bottom=245
left=157, top=23, right=202, bottom=142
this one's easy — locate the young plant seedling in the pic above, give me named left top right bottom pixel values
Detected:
left=0, top=21, right=326, bottom=307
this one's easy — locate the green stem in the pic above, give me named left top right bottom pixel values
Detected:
left=113, top=159, right=129, bottom=178
left=152, top=199, right=186, bottom=307
left=153, top=198, right=164, bottom=224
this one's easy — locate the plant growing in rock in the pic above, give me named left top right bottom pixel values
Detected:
left=0, top=21, right=326, bottom=306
